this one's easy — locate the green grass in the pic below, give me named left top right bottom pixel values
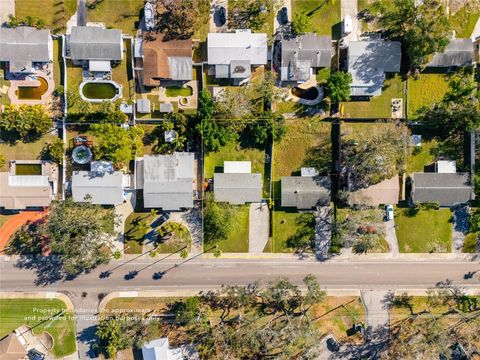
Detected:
left=228, top=0, right=274, bottom=35
left=165, top=86, right=193, bottom=97
left=204, top=139, right=265, bottom=179
left=155, top=222, right=191, bottom=253
left=112, top=39, right=134, bottom=101
left=264, top=211, right=313, bottom=253
left=407, top=73, right=450, bottom=118
left=0, top=134, right=58, bottom=172
left=0, top=214, right=14, bottom=229
left=0, top=299, right=76, bottom=357
left=462, top=232, right=479, bottom=253
left=341, top=75, right=405, bottom=118
left=124, top=212, right=155, bottom=254
left=215, top=205, right=250, bottom=253
left=450, top=5, right=480, bottom=38
left=292, top=0, right=341, bottom=39
left=273, top=101, right=307, bottom=115
left=53, top=38, right=63, bottom=87
left=357, top=0, right=395, bottom=32
left=395, top=208, right=452, bottom=253
left=406, top=139, right=438, bottom=174
left=15, top=0, right=76, bottom=33
left=86, top=0, right=144, bottom=35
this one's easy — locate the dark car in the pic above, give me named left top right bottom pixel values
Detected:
left=326, top=336, right=340, bottom=352
left=279, top=7, right=288, bottom=24
left=217, top=6, right=227, bottom=26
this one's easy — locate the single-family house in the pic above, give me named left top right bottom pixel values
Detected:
left=135, top=153, right=195, bottom=210
left=72, top=161, right=125, bottom=206
left=281, top=170, right=331, bottom=210
left=142, top=337, right=199, bottom=360
left=411, top=161, right=473, bottom=206
left=140, top=32, right=192, bottom=87
left=427, top=38, right=473, bottom=68
left=214, top=161, right=262, bottom=204
left=0, top=334, right=27, bottom=360
left=348, top=40, right=401, bottom=97
left=207, top=30, right=268, bottom=83
left=0, top=27, right=52, bottom=75
left=0, top=161, right=56, bottom=210
left=280, top=33, right=332, bottom=83
left=67, top=26, right=123, bottom=73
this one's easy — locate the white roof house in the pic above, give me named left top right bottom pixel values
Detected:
left=142, top=338, right=183, bottom=360
left=207, top=30, right=268, bottom=79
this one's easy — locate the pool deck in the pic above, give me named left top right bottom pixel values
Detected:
left=6, top=66, right=55, bottom=105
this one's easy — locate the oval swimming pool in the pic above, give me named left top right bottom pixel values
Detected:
left=81, top=82, right=118, bottom=100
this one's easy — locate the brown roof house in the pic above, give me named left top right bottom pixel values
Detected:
left=141, top=32, right=192, bottom=87
left=0, top=334, right=27, bottom=360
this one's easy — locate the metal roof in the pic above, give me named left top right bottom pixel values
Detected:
left=136, top=99, right=150, bottom=113
left=214, top=173, right=262, bottom=204
left=0, top=172, right=52, bottom=210
left=412, top=173, right=472, bottom=206
left=428, top=39, right=473, bottom=67
left=281, top=176, right=331, bottom=209
left=69, top=26, right=123, bottom=61
left=348, top=40, right=401, bottom=96
left=207, top=31, right=268, bottom=65
left=0, top=27, right=51, bottom=73
left=72, top=171, right=124, bottom=205
left=281, top=34, right=332, bottom=82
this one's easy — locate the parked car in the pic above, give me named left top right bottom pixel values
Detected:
left=385, top=204, right=394, bottom=221
left=217, top=6, right=227, bottom=26
left=279, top=7, right=288, bottom=24
left=159, top=212, right=170, bottom=224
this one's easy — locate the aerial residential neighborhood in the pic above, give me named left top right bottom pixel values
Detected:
left=0, top=0, right=479, bottom=359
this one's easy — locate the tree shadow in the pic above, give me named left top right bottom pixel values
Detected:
left=77, top=324, right=99, bottom=359
left=14, top=255, right=63, bottom=286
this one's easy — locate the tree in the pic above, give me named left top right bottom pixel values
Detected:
left=44, top=138, right=65, bottom=164
left=153, top=113, right=188, bottom=154
left=0, top=105, right=52, bottom=140
left=172, top=296, right=202, bottom=325
left=229, top=0, right=273, bottom=31
left=352, top=234, right=375, bottom=254
left=378, top=0, right=450, bottom=68
left=247, top=111, right=285, bottom=146
left=286, top=214, right=316, bottom=253
left=292, top=12, right=312, bottom=35
left=158, top=0, right=209, bottom=40
left=199, top=117, right=238, bottom=153
left=203, top=195, right=232, bottom=245
left=90, top=124, right=144, bottom=168
left=325, top=72, right=352, bottom=103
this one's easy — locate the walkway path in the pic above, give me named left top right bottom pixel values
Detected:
left=315, top=206, right=332, bottom=259
left=0, top=0, right=14, bottom=26
left=0, top=211, right=47, bottom=251
left=168, top=205, right=203, bottom=256
left=248, top=202, right=269, bottom=253
left=385, top=219, right=399, bottom=256
left=452, top=205, right=469, bottom=253
left=340, top=0, right=360, bottom=43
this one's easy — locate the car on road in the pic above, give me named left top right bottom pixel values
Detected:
left=386, top=204, right=394, bottom=221
left=279, top=7, right=288, bottom=24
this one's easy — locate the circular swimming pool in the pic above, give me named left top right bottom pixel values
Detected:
left=79, top=80, right=122, bottom=102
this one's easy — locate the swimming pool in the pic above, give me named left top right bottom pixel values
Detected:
left=16, top=77, right=48, bottom=100
left=79, top=80, right=122, bottom=102
left=15, top=164, right=42, bottom=175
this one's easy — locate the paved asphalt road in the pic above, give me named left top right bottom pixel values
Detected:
left=1, top=258, right=479, bottom=292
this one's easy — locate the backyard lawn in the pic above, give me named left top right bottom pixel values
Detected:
left=112, top=39, right=134, bottom=101
left=292, top=0, right=341, bottom=39
left=86, top=0, right=144, bottom=35
left=395, top=207, right=452, bottom=253
left=204, top=139, right=266, bottom=179
left=450, top=4, right=480, bottom=39
left=214, top=204, right=249, bottom=253
left=15, top=0, right=76, bottom=32
left=407, top=73, right=450, bottom=118
left=264, top=210, right=314, bottom=253
left=0, top=133, right=58, bottom=171
left=406, top=139, right=438, bottom=174
left=341, top=75, right=405, bottom=118
left=0, top=298, right=76, bottom=357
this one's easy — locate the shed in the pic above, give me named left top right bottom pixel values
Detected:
left=136, top=99, right=151, bottom=113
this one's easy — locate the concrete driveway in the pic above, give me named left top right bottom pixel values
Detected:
left=360, top=290, right=390, bottom=344
left=0, top=0, right=14, bottom=26
left=248, top=202, right=269, bottom=253
left=385, top=219, right=399, bottom=256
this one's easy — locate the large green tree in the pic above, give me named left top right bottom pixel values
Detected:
left=378, top=0, right=451, bottom=68
left=0, top=104, right=52, bottom=140
left=158, top=0, right=210, bottom=40
left=203, top=195, right=232, bottom=245
left=325, top=72, right=352, bottom=103
left=291, top=12, right=312, bottom=35
left=90, top=124, right=144, bottom=168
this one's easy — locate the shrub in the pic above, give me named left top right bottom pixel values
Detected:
left=412, top=146, right=422, bottom=155
left=462, top=233, right=479, bottom=253
left=420, top=202, right=440, bottom=210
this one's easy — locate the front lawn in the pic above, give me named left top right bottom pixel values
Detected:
left=165, top=86, right=193, bottom=97
left=0, top=133, right=58, bottom=172
left=124, top=212, right=156, bottom=254
left=395, top=207, right=452, bottom=252
left=341, top=75, right=405, bottom=118
left=15, top=0, right=76, bottom=33
left=155, top=222, right=191, bottom=253
left=204, top=139, right=266, bottom=179
left=0, top=298, right=76, bottom=357
left=292, top=0, right=341, bottom=39
left=228, top=0, right=274, bottom=35
left=407, top=73, right=450, bottom=118
left=86, top=0, right=144, bottom=35
left=212, top=204, right=250, bottom=253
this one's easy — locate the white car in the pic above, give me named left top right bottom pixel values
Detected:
left=386, top=204, right=394, bottom=221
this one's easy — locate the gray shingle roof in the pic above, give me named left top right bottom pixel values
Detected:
left=348, top=40, right=401, bottom=96
left=281, top=33, right=332, bottom=82
left=141, top=153, right=194, bottom=210
left=412, top=173, right=472, bottom=206
left=427, top=39, right=473, bottom=67
left=72, top=171, right=124, bottom=205
left=69, top=26, right=123, bottom=61
left=281, top=176, right=331, bottom=209
left=214, top=173, right=262, bottom=204
left=0, top=27, right=51, bottom=73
